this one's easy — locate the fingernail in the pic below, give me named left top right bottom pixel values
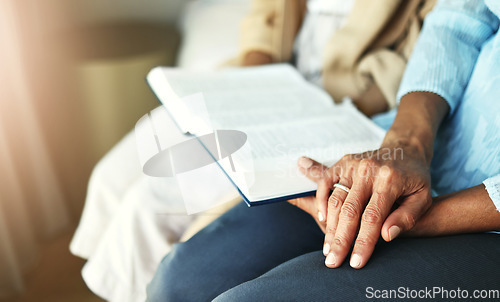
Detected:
left=318, top=211, right=324, bottom=222
left=350, top=254, right=362, bottom=268
left=298, top=157, right=313, bottom=169
left=388, top=226, right=401, bottom=241
left=323, top=243, right=330, bottom=256
left=325, top=253, right=336, bottom=267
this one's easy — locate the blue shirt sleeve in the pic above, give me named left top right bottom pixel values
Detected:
left=396, top=0, right=499, bottom=114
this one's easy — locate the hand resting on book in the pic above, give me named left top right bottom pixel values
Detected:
left=291, top=142, right=432, bottom=270
left=290, top=92, right=500, bottom=270
left=289, top=92, right=442, bottom=269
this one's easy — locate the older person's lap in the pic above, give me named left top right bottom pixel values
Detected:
left=147, top=201, right=500, bottom=301
left=215, top=234, right=500, bottom=301
left=146, top=201, right=324, bottom=301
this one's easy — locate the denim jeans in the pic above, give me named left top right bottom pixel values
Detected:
left=147, top=201, right=500, bottom=301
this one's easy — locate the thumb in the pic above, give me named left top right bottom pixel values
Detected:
left=297, top=156, right=329, bottom=183
left=381, top=191, right=432, bottom=241
left=288, top=196, right=317, bottom=217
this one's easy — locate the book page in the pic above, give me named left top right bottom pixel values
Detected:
left=241, top=103, right=385, bottom=162
left=147, top=64, right=334, bottom=134
left=160, top=64, right=316, bottom=97
left=220, top=102, right=386, bottom=201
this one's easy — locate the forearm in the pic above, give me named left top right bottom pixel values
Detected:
left=242, top=51, right=273, bottom=66
left=239, top=0, right=286, bottom=63
left=382, top=92, right=449, bottom=165
left=406, top=185, right=500, bottom=237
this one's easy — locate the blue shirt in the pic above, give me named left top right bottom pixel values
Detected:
left=374, top=0, right=500, bottom=210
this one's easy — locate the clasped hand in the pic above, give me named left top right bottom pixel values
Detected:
left=289, top=145, right=432, bottom=269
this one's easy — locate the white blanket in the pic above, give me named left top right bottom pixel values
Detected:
left=69, top=1, right=251, bottom=301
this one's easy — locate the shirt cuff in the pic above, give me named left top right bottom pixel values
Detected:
left=484, top=174, right=500, bottom=212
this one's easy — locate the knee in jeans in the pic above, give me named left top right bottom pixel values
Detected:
left=146, top=242, right=195, bottom=301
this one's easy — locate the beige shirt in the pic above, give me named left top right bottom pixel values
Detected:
left=237, top=0, right=436, bottom=109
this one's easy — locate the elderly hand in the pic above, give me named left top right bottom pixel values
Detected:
left=305, top=142, right=433, bottom=268
left=289, top=92, right=451, bottom=269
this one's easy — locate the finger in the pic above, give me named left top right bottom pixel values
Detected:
left=316, top=177, right=334, bottom=223
left=288, top=197, right=326, bottom=232
left=325, top=173, right=370, bottom=268
left=288, top=196, right=317, bottom=217
left=381, top=190, right=432, bottom=242
left=322, top=185, right=346, bottom=256
left=297, top=156, right=329, bottom=182
left=298, top=156, right=332, bottom=223
left=323, top=175, right=354, bottom=258
left=322, top=163, right=354, bottom=258
left=350, top=170, right=398, bottom=269
left=316, top=162, right=344, bottom=224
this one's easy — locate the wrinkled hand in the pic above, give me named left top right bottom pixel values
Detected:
left=290, top=145, right=432, bottom=269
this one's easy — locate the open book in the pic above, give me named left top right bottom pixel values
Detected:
left=146, top=64, right=385, bottom=206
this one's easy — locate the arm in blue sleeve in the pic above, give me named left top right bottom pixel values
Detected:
left=396, top=0, right=499, bottom=114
